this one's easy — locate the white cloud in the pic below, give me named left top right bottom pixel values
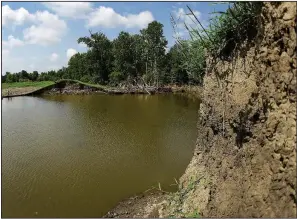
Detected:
left=67, top=48, right=77, bottom=59
left=2, top=5, right=67, bottom=46
left=2, top=5, right=34, bottom=27
left=23, top=11, right=67, bottom=46
left=2, top=35, right=25, bottom=48
left=172, top=8, right=202, bottom=40
left=50, top=53, right=59, bottom=62
left=2, top=53, right=68, bottom=74
left=173, top=30, right=187, bottom=39
left=87, top=6, right=154, bottom=29
left=43, top=2, right=93, bottom=19
left=173, top=8, right=201, bottom=26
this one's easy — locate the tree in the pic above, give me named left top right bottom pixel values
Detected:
left=112, top=31, right=135, bottom=81
left=2, top=72, right=8, bottom=83
left=67, top=53, right=87, bottom=80
left=6, top=72, right=16, bottom=83
left=47, top=70, right=58, bottom=81
left=20, top=70, right=29, bottom=81
left=56, top=67, right=67, bottom=80
left=78, top=31, right=113, bottom=84
left=131, top=34, right=146, bottom=79
left=166, top=43, right=188, bottom=85
left=30, top=71, right=39, bottom=81
left=38, top=72, right=50, bottom=81
left=178, top=40, right=205, bottom=85
left=140, top=21, right=168, bottom=86
left=109, top=71, right=124, bottom=86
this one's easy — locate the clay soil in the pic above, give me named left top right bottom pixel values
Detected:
left=2, top=87, right=40, bottom=97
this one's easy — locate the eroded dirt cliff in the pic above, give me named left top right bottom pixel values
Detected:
left=158, top=2, right=296, bottom=217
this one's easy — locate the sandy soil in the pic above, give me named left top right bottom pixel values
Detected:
left=2, top=87, right=40, bottom=97
left=103, top=190, right=168, bottom=218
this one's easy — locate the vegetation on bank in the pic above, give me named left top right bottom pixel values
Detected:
left=2, top=81, right=55, bottom=97
left=171, top=2, right=263, bottom=86
left=2, top=81, right=54, bottom=89
left=1, top=80, right=107, bottom=97
left=55, top=79, right=108, bottom=89
left=1, top=2, right=263, bottom=92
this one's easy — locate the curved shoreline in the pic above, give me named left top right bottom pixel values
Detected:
left=2, top=79, right=186, bottom=99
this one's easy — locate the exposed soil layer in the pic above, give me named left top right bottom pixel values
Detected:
left=2, top=87, right=41, bottom=97
left=44, top=82, right=174, bottom=95
left=160, top=2, right=297, bottom=217
left=2, top=80, right=178, bottom=98
left=105, top=2, right=296, bottom=218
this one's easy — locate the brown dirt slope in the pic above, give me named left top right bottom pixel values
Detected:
left=2, top=87, right=39, bottom=97
left=158, top=2, right=296, bottom=218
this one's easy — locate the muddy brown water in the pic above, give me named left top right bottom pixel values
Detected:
left=2, top=94, right=200, bottom=217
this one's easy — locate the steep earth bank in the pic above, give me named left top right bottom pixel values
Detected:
left=105, top=2, right=296, bottom=218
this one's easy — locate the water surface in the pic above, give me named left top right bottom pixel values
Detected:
left=2, top=94, right=199, bottom=217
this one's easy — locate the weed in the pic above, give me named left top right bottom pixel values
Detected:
left=187, top=210, right=200, bottom=218
left=171, top=2, right=263, bottom=84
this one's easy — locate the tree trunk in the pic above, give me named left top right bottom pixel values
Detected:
left=154, top=57, right=158, bottom=88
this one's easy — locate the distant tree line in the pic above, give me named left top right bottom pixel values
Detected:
left=2, top=21, right=204, bottom=86
left=2, top=70, right=62, bottom=83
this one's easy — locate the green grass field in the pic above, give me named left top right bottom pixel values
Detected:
left=2, top=81, right=55, bottom=89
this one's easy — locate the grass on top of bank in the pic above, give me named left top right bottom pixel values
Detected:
left=2, top=81, right=55, bottom=89
left=56, top=79, right=109, bottom=90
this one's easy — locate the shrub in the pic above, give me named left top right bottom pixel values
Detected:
left=80, top=75, right=92, bottom=83
left=91, top=75, right=103, bottom=84
left=109, top=71, right=124, bottom=86
left=19, top=78, right=31, bottom=82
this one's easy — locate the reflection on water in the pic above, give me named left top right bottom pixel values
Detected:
left=2, top=94, right=200, bottom=218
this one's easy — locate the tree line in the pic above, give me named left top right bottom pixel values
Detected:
left=2, top=21, right=205, bottom=86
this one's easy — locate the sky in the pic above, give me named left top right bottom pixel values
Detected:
left=2, top=1, right=228, bottom=74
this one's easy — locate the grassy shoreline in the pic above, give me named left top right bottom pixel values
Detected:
left=2, top=81, right=55, bottom=97
left=2, top=81, right=54, bottom=89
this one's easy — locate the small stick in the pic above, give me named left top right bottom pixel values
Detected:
left=158, top=182, right=162, bottom=191
left=174, top=178, right=179, bottom=186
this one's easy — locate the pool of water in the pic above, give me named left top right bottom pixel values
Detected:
left=2, top=94, right=199, bottom=217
